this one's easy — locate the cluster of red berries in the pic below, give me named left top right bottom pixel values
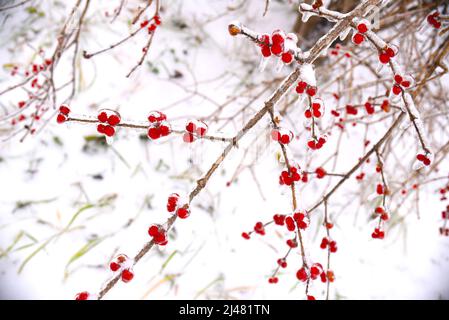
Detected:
left=391, top=74, right=413, bottom=95
left=279, top=166, right=301, bottom=186
left=378, top=46, right=397, bottom=64
left=329, top=43, right=351, bottom=58
left=374, top=206, right=390, bottom=221
left=307, top=136, right=327, bottom=150
left=352, top=20, right=370, bottom=45
left=140, top=15, right=161, bottom=33
left=109, top=254, right=134, bottom=283
left=356, top=172, right=365, bottom=181
left=271, top=128, right=294, bottom=145
left=296, top=263, right=331, bottom=283
left=166, top=193, right=190, bottom=219
left=364, top=101, right=375, bottom=115
left=277, top=258, right=287, bottom=268
left=416, top=153, right=432, bottom=166
left=295, top=81, right=317, bottom=96
left=56, top=104, right=71, bottom=123
left=183, top=119, right=208, bottom=143
left=253, top=222, right=266, bottom=236
left=272, top=212, right=309, bottom=230
left=147, top=111, right=171, bottom=140
left=346, top=104, right=358, bottom=116
left=284, top=212, right=310, bottom=231
left=305, top=98, right=324, bottom=119
left=320, top=237, right=337, bottom=252
left=97, top=109, right=121, bottom=137
left=371, top=227, right=385, bottom=239
left=148, top=224, right=168, bottom=245
left=427, top=12, right=441, bottom=29
left=258, top=30, right=297, bottom=64
left=268, top=276, right=279, bottom=284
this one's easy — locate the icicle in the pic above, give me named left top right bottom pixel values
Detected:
left=412, top=160, right=425, bottom=171
left=296, top=94, right=306, bottom=108
left=339, top=27, right=351, bottom=41
left=375, top=61, right=384, bottom=73
left=259, top=56, right=269, bottom=72
left=301, top=12, right=312, bottom=23
left=105, top=136, right=114, bottom=145
left=275, top=58, right=284, bottom=73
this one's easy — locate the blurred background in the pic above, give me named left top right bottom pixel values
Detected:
left=0, top=0, right=448, bottom=299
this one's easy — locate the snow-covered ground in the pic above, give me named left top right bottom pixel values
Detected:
left=0, top=0, right=448, bottom=300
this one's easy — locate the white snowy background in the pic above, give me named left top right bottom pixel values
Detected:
left=0, top=0, right=448, bottom=299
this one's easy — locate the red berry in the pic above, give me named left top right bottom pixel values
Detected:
left=177, top=206, right=190, bottom=219
left=148, top=225, right=160, bottom=237
left=110, top=261, right=121, bottom=272
left=186, top=121, right=196, bottom=133
left=75, top=291, right=90, bottom=300
left=296, top=81, right=308, bottom=94
left=159, top=123, right=171, bottom=136
left=392, top=84, right=402, bottom=95
left=270, top=43, right=283, bottom=56
left=59, top=104, right=70, bottom=115
left=261, top=46, right=271, bottom=57
left=385, top=47, right=396, bottom=58
left=148, top=24, right=156, bottom=32
left=281, top=52, right=293, bottom=64
left=306, top=86, right=317, bottom=97
left=376, top=184, right=384, bottom=195
left=242, top=232, right=250, bottom=240
left=394, top=74, right=403, bottom=84
left=268, top=276, right=279, bottom=284
left=107, top=114, right=121, bottom=126
left=148, top=126, right=161, bottom=140
left=97, top=111, right=108, bottom=123
left=320, top=237, right=328, bottom=249
left=285, top=216, right=296, bottom=232
left=103, top=125, right=115, bottom=137
left=271, top=129, right=281, bottom=141
left=379, top=52, right=390, bottom=64
left=148, top=111, right=166, bottom=123
left=315, top=167, right=326, bottom=179
left=97, top=124, right=106, bottom=134
left=121, top=269, right=134, bottom=283
left=365, top=102, right=375, bottom=114
left=271, top=32, right=285, bottom=45
left=56, top=113, right=67, bottom=123
left=277, top=258, right=287, bottom=268
left=254, top=222, right=265, bottom=235
left=307, top=295, right=316, bottom=300
left=183, top=132, right=195, bottom=143
left=346, top=105, right=358, bottom=115
left=296, top=267, right=308, bottom=282
left=273, top=214, right=286, bottom=225
left=286, top=239, right=297, bottom=248
left=329, top=241, right=337, bottom=253
left=357, top=23, right=368, bottom=33
left=375, top=206, right=385, bottom=214
left=352, top=33, right=365, bottom=45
